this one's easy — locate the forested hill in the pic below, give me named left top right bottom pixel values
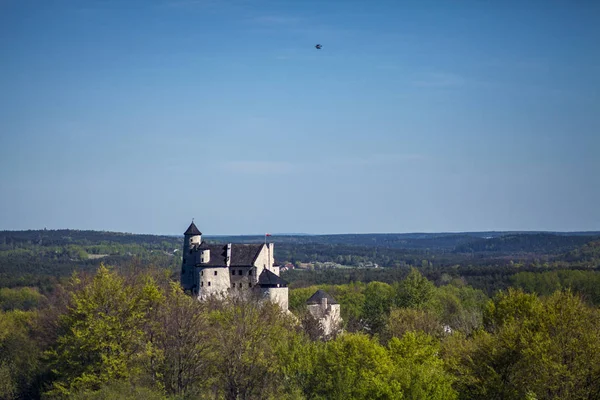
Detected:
left=0, top=229, right=183, bottom=289
left=0, top=229, right=181, bottom=247
left=3, top=229, right=598, bottom=252
left=453, top=233, right=600, bottom=255
left=1, top=229, right=599, bottom=292
left=209, top=231, right=600, bottom=251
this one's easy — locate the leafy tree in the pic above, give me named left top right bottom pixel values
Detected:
left=388, top=332, right=457, bottom=400
left=428, top=284, right=487, bottom=334
left=444, top=289, right=600, bottom=400
left=68, top=381, right=168, bottom=400
left=385, top=308, right=443, bottom=341
left=307, top=333, right=401, bottom=400
left=151, top=282, right=215, bottom=397
left=45, top=265, right=163, bottom=398
left=207, top=296, right=297, bottom=400
left=0, top=310, right=41, bottom=399
left=362, top=282, right=394, bottom=335
left=0, top=287, right=44, bottom=311
left=394, top=268, right=435, bottom=309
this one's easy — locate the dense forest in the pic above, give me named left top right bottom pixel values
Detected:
left=2, top=229, right=599, bottom=295
left=1, top=229, right=600, bottom=399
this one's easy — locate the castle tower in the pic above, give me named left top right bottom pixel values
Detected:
left=181, top=221, right=202, bottom=293
left=306, top=290, right=342, bottom=339
left=257, top=269, right=289, bottom=311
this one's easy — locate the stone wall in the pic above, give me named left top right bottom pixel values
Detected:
left=253, top=243, right=276, bottom=277
left=307, top=301, right=342, bottom=337
left=264, top=287, right=289, bottom=310
left=230, top=266, right=255, bottom=289
left=198, top=267, right=230, bottom=300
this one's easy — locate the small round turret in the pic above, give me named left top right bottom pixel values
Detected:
left=184, top=220, right=202, bottom=249
left=181, top=221, right=202, bottom=294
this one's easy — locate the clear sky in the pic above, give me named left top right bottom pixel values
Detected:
left=1, top=0, right=599, bottom=235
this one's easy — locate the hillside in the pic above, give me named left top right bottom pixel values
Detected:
left=1, top=229, right=599, bottom=294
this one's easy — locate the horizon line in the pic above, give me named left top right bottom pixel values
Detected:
left=2, top=228, right=600, bottom=237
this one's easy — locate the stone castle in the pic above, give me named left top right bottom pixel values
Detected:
left=180, top=221, right=289, bottom=309
left=180, top=221, right=341, bottom=335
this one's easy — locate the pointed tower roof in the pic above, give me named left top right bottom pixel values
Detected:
left=184, top=221, right=202, bottom=236
left=306, top=289, right=339, bottom=305
left=258, top=269, right=288, bottom=287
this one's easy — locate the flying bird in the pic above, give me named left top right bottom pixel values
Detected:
left=315, top=44, right=322, bottom=49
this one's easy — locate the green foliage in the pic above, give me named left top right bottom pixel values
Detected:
left=444, top=289, right=600, bottom=400
left=207, top=297, right=297, bottom=400
left=307, top=333, right=400, bottom=400
left=0, top=230, right=182, bottom=291
left=388, top=332, right=457, bottom=400
left=0, top=287, right=44, bottom=311
left=0, top=310, right=41, bottom=399
left=483, top=288, right=543, bottom=332
left=511, top=270, right=600, bottom=305
left=68, top=381, right=168, bottom=400
left=394, top=267, right=435, bottom=309
left=1, top=233, right=600, bottom=400
left=0, top=360, right=17, bottom=400
left=428, top=284, right=488, bottom=334
left=304, top=332, right=457, bottom=400
left=149, top=282, right=215, bottom=397
left=385, top=308, right=444, bottom=341
left=362, top=282, right=394, bottom=334
left=45, top=265, right=162, bottom=397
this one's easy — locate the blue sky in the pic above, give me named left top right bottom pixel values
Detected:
left=1, top=0, right=599, bottom=235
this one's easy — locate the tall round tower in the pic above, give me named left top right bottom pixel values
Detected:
left=181, top=221, right=202, bottom=293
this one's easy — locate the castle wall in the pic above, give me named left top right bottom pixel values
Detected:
left=198, top=267, right=230, bottom=300
left=263, top=287, right=288, bottom=311
left=307, top=303, right=342, bottom=337
left=253, top=243, right=276, bottom=278
left=181, top=236, right=194, bottom=292
left=230, top=266, right=255, bottom=289
left=181, top=260, right=197, bottom=292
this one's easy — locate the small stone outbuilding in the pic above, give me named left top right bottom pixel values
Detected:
left=306, top=289, right=342, bottom=338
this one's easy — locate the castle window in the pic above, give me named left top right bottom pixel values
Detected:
left=239, top=282, right=243, bottom=288
left=208, top=281, right=211, bottom=286
left=201, top=271, right=203, bottom=276
left=214, top=271, right=217, bottom=276
left=248, top=282, right=252, bottom=288
left=248, top=270, right=252, bottom=276
left=201, top=282, right=203, bottom=287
